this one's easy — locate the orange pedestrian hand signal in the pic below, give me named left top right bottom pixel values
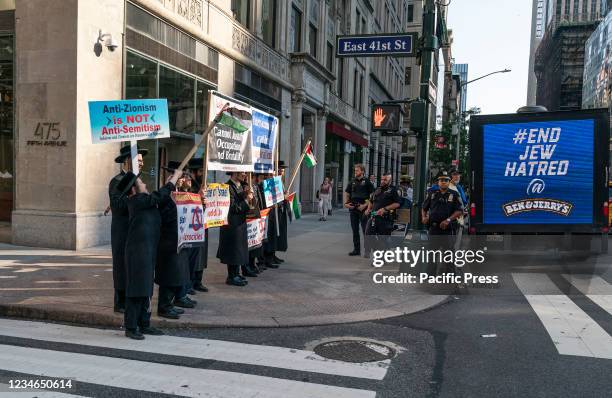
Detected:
left=371, top=104, right=401, bottom=132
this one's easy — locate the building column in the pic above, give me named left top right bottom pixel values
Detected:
left=315, top=107, right=328, bottom=192
left=289, top=90, right=306, bottom=196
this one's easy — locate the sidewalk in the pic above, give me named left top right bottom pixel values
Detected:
left=0, top=211, right=447, bottom=328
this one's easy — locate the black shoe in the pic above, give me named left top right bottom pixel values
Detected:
left=185, top=296, right=197, bottom=306
left=113, top=306, right=125, bottom=314
left=348, top=250, right=360, bottom=256
left=141, top=326, right=164, bottom=335
left=226, top=276, right=247, bottom=286
left=266, top=262, right=279, bottom=269
left=242, top=269, right=258, bottom=277
left=158, top=308, right=181, bottom=319
left=125, top=329, right=144, bottom=340
left=173, top=297, right=195, bottom=308
left=173, top=307, right=185, bottom=314
left=273, top=256, right=284, bottom=263
left=193, top=283, right=209, bottom=292
left=188, top=288, right=196, bottom=295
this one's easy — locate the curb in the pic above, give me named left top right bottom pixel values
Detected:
left=0, top=294, right=449, bottom=329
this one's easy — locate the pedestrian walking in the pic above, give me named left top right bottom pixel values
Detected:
left=108, top=146, right=147, bottom=314
left=318, top=177, right=333, bottom=221
left=217, top=171, right=252, bottom=286
left=344, top=164, right=375, bottom=256
left=119, top=169, right=180, bottom=340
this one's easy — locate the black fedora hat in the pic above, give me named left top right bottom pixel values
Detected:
left=115, top=145, right=149, bottom=164
left=188, top=158, right=204, bottom=170
left=278, top=160, right=287, bottom=169
left=116, top=171, right=140, bottom=195
left=161, top=160, right=181, bottom=172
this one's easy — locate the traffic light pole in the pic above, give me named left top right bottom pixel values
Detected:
left=411, top=0, right=438, bottom=230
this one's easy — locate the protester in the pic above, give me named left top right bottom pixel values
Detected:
left=109, top=145, right=147, bottom=313
left=318, top=177, right=333, bottom=221
left=364, top=171, right=401, bottom=256
left=253, top=173, right=269, bottom=271
left=120, top=168, right=180, bottom=340
left=217, top=171, right=252, bottom=286
left=155, top=161, right=195, bottom=320
left=188, top=158, right=208, bottom=293
left=344, top=164, right=375, bottom=256
left=261, top=171, right=278, bottom=269
left=245, top=173, right=264, bottom=276
left=275, top=162, right=289, bottom=263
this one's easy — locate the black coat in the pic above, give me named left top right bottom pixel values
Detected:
left=249, top=183, right=264, bottom=258
left=155, top=194, right=191, bottom=288
left=277, top=200, right=289, bottom=252
left=124, top=183, right=174, bottom=297
left=217, top=179, right=250, bottom=265
left=262, top=182, right=277, bottom=253
left=109, top=171, right=128, bottom=290
left=194, top=229, right=208, bottom=272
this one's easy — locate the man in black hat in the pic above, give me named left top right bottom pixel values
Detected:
left=155, top=161, right=194, bottom=320
left=364, top=171, right=401, bottom=254
left=108, top=145, right=148, bottom=313
left=119, top=168, right=181, bottom=339
left=275, top=161, right=289, bottom=264
left=422, top=170, right=463, bottom=236
left=217, top=171, right=253, bottom=286
left=187, top=158, right=209, bottom=293
left=344, top=163, right=375, bottom=256
left=261, top=171, right=277, bottom=269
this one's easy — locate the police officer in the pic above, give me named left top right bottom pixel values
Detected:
left=421, top=170, right=463, bottom=235
left=364, top=171, right=401, bottom=254
left=344, top=163, right=375, bottom=256
left=108, top=146, right=146, bottom=313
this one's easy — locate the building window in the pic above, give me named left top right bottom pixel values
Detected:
left=126, top=52, right=158, bottom=100
left=231, top=0, right=251, bottom=29
left=262, top=0, right=277, bottom=47
left=159, top=66, right=195, bottom=135
left=359, top=74, right=364, bottom=112
left=355, top=9, right=361, bottom=33
left=290, top=6, right=302, bottom=53
left=309, top=23, right=318, bottom=58
left=353, top=69, right=359, bottom=107
left=337, top=58, right=344, bottom=98
left=326, top=42, right=334, bottom=71
left=408, top=4, right=414, bottom=22
left=405, top=66, right=412, bottom=85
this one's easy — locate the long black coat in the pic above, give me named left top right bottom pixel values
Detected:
left=277, top=200, right=289, bottom=252
left=124, top=183, right=173, bottom=297
left=249, top=183, right=264, bottom=258
left=155, top=194, right=191, bottom=288
left=109, top=171, right=128, bottom=290
left=263, top=182, right=277, bottom=254
left=217, top=180, right=250, bottom=265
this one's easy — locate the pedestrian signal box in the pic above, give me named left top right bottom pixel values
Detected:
left=371, top=104, right=401, bottom=132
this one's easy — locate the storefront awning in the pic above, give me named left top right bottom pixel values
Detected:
left=326, top=122, right=368, bottom=147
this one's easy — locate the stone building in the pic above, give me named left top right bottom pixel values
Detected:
left=0, top=0, right=411, bottom=249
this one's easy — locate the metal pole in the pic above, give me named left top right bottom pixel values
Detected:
left=411, top=0, right=438, bottom=230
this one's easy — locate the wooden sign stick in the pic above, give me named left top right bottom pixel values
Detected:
left=286, top=139, right=311, bottom=194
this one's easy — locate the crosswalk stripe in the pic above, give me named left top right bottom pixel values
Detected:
left=512, top=273, right=612, bottom=359
left=0, top=384, right=89, bottom=397
left=0, top=344, right=376, bottom=398
left=0, top=319, right=389, bottom=380
left=562, top=274, right=612, bottom=316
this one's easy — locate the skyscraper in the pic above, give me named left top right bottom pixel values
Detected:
left=527, top=0, right=547, bottom=105
left=452, top=63, right=469, bottom=113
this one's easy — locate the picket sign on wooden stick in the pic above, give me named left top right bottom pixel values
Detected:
left=286, top=139, right=311, bottom=194
left=176, top=101, right=230, bottom=174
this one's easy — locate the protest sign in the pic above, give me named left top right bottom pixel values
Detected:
left=205, top=183, right=230, bottom=228
left=263, top=176, right=284, bottom=208
left=251, top=109, right=278, bottom=173
left=173, top=192, right=206, bottom=252
left=207, top=92, right=254, bottom=172
left=247, top=208, right=270, bottom=250
left=88, top=99, right=170, bottom=143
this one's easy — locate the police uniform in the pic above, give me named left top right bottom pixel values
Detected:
left=345, top=176, right=375, bottom=254
left=422, top=188, right=463, bottom=235
left=366, top=184, right=401, bottom=235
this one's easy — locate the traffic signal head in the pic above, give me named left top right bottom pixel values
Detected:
left=371, top=104, right=401, bottom=132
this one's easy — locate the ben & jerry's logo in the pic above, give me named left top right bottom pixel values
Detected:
left=502, top=199, right=573, bottom=217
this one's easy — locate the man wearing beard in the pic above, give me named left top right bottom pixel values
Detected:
left=364, top=171, right=401, bottom=255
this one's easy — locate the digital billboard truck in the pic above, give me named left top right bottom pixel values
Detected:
left=469, top=109, right=610, bottom=254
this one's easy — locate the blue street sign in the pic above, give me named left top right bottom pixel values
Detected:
left=336, top=33, right=417, bottom=57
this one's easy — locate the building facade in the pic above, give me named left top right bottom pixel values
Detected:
left=534, top=0, right=606, bottom=110
left=452, top=63, right=468, bottom=113
left=527, top=0, right=547, bottom=106
left=0, top=0, right=413, bottom=249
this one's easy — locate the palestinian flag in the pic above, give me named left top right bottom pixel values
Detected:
left=218, top=107, right=252, bottom=133
left=304, top=143, right=317, bottom=168
left=286, top=192, right=301, bottom=221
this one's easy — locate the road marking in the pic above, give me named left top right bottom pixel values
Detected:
left=562, top=274, right=612, bottom=316
left=513, top=273, right=612, bottom=359
left=0, top=344, right=376, bottom=398
left=0, top=319, right=388, bottom=380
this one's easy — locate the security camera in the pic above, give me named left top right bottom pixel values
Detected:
left=283, top=110, right=291, bottom=119
left=105, top=37, right=118, bottom=52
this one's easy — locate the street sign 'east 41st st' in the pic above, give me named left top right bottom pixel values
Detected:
left=336, top=33, right=418, bottom=57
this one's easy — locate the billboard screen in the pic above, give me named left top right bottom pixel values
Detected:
left=482, top=119, right=595, bottom=224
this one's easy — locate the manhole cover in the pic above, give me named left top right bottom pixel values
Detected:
left=313, top=340, right=396, bottom=363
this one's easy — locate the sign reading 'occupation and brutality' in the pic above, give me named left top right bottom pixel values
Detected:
left=482, top=119, right=595, bottom=224
left=88, top=99, right=170, bottom=143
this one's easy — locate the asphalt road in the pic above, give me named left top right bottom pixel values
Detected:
left=0, top=248, right=610, bottom=397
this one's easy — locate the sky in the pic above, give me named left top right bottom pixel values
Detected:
left=447, top=0, right=533, bottom=115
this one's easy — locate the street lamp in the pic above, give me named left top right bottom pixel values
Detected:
left=454, top=68, right=512, bottom=163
